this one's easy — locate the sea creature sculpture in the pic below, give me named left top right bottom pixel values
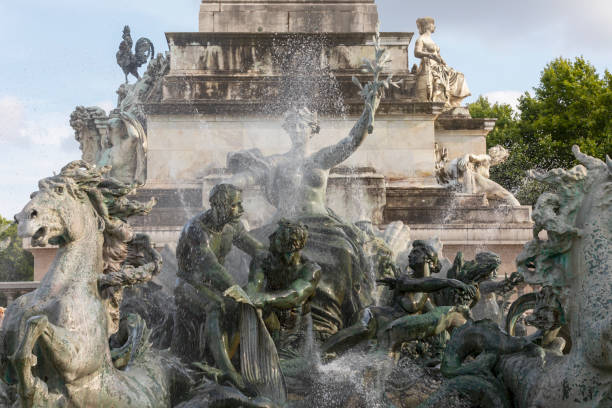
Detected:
left=321, top=240, right=474, bottom=355
left=1, top=161, right=181, bottom=407
left=422, top=146, right=612, bottom=408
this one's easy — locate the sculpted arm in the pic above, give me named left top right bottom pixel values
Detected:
left=310, top=107, right=373, bottom=170
left=245, top=263, right=266, bottom=298
left=414, top=37, right=442, bottom=63
left=255, top=262, right=321, bottom=310
left=480, top=272, right=523, bottom=295
left=381, top=274, right=475, bottom=295
left=179, top=226, right=236, bottom=293
left=233, top=222, right=265, bottom=258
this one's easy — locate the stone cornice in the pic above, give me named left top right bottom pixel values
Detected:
left=144, top=100, right=444, bottom=116
left=166, top=31, right=413, bottom=46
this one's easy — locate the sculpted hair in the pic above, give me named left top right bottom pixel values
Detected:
left=282, top=107, right=320, bottom=135
left=408, top=239, right=440, bottom=276
left=209, top=183, right=242, bottom=207
left=50, top=160, right=155, bottom=274
left=416, top=17, right=435, bottom=35
left=269, top=218, right=309, bottom=253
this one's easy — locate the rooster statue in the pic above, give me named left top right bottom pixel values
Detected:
left=116, top=25, right=155, bottom=84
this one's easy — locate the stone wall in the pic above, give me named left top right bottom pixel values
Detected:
left=199, top=0, right=379, bottom=33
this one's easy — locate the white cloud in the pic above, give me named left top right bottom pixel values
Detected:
left=0, top=96, right=27, bottom=144
left=0, top=96, right=74, bottom=147
left=483, top=90, right=522, bottom=111
left=0, top=95, right=81, bottom=217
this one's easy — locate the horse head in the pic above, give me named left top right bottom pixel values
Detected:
left=14, top=161, right=106, bottom=247
left=515, top=146, right=612, bottom=401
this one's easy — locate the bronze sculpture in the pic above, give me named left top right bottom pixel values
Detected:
left=173, top=184, right=265, bottom=390
left=2, top=161, right=181, bottom=407
left=246, top=219, right=321, bottom=355
left=227, top=31, right=400, bottom=340
left=116, top=25, right=155, bottom=84
left=321, top=240, right=474, bottom=355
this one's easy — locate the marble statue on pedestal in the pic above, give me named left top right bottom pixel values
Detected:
left=70, top=39, right=169, bottom=186
left=436, top=144, right=521, bottom=206
left=414, top=17, right=471, bottom=108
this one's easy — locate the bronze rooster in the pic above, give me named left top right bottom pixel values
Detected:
left=116, top=26, right=154, bottom=84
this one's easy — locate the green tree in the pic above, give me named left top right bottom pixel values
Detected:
left=469, top=57, right=612, bottom=205
left=518, top=57, right=612, bottom=168
left=468, top=96, right=544, bottom=204
left=0, top=215, right=34, bottom=282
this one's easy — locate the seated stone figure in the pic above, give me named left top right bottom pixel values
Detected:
left=70, top=108, right=147, bottom=186
left=246, top=219, right=322, bottom=357
left=437, top=145, right=521, bottom=206
left=321, top=240, right=474, bottom=355
left=173, top=183, right=264, bottom=389
left=414, top=17, right=471, bottom=108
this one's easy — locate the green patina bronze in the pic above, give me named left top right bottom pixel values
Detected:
left=321, top=240, right=474, bottom=355
left=1, top=161, right=182, bottom=407
left=422, top=147, right=612, bottom=408
left=173, top=183, right=265, bottom=391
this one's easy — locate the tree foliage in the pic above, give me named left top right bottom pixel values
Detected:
left=0, top=215, right=34, bottom=282
left=469, top=57, right=612, bottom=205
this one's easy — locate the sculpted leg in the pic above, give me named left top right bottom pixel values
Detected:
left=473, top=174, right=520, bottom=206
left=205, top=306, right=245, bottom=390
left=10, top=315, right=66, bottom=407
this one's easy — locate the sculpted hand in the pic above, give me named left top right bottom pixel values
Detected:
left=448, top=279, right=476, bottom=298
left=250, top=293, right=268, bottom=309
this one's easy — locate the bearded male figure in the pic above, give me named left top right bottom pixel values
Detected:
left=173, top=183, right=264, bottom=389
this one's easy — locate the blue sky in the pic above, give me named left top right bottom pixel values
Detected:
left=1, top=0, right=611, bottom=217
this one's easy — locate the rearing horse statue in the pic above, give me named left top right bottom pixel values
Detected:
left=0, top=161, right=177, bottom=407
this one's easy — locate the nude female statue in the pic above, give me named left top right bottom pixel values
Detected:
left=414, top=17, right=471, bottom=108
left=225, top=79, right=390, bottom=341
left=228, top=101, right=379, bottom=219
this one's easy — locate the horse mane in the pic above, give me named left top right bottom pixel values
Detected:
left=56, top=161, right=155, bottom=274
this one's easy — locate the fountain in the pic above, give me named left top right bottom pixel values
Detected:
left=3, top=1, right=609, bottom=407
